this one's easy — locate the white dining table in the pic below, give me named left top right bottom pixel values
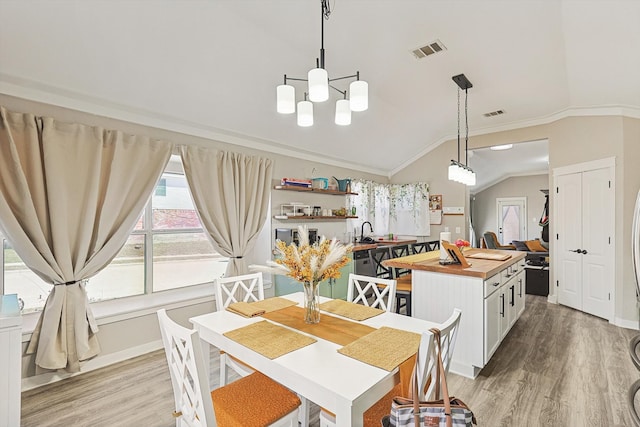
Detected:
left=189, top=292, right=438, bottom=427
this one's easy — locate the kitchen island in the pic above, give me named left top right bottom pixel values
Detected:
left=384, top=248, right=527, bottom=378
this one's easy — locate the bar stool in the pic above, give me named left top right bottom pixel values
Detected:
left=411, top=241, right=429, bottom=254
left=373, top=245, right=412, bottom=316
left=427, top=240, right=441, bottom=251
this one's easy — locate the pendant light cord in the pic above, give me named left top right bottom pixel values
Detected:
left=465, top=87, right=469, bottom=166
left=319, top=0, right=331, bottom=69
left=457, top=87, right=461, bottom=163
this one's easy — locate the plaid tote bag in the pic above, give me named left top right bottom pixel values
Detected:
left=385, top=328, right=476, bottom=427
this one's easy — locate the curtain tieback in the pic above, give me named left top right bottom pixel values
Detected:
left=231, top=256, right=243, bottom=259
left=55, top=280, right=86, bottom=286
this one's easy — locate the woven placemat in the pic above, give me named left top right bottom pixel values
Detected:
left=223, top=320, right=316, bottom=359
left=226, top=301, right=265, bottom=318
left=319, top=299, right=384, bottom=321
left=251, top=297, right=298, bottom=313
left=338, top=326, right=421, bottom=371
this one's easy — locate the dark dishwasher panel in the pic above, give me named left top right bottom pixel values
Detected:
left=353, top=250, right=374, bottom=276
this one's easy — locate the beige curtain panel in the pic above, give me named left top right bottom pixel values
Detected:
left=0, top=106, right=173, bottom=372
left=180, top=148, right=273, bottom=276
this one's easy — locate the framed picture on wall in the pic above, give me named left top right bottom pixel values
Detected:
left=429, top=194, right=442, bottom=211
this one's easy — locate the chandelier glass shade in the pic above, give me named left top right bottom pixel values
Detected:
left=276, top=0, right=368, bottom=126
left=297, top=100, right=314, bottom=127
left=335, top=99, right=352, bottom=126
left=308, top=68, right=329, bottom=102
left=277, top=84, right=295, bottom=114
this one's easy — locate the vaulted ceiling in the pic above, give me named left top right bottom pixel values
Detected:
left=1, top=1, right=638, bottom=178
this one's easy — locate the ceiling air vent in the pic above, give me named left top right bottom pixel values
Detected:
left=483, top=109, right=505, bottom=118
left=411, top=40, right=446, bottom=59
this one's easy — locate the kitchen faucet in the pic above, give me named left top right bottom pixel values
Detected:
left=360, top=221, right=374, bottom=243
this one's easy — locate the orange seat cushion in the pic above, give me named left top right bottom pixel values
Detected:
left=324, top=354, right=417, bottom=427
left=363, top=382, right=403, bottom=426
left=525, top=239, right=547, bottom=252
left=395, top=277, right=412, bottom=293
left=211, top=371, right=300, bottom=427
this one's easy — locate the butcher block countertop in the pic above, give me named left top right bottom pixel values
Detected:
left=383, top=248, right=526, bottom=279
left=351, top=238, right=417, bottom=252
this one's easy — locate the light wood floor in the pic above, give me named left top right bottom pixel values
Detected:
left=21, top=295, right=640, bottom=427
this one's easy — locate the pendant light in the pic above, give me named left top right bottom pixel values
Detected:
left=449, top=74, right=476, bottom=186
left=276, top=0, right=368, bottom=126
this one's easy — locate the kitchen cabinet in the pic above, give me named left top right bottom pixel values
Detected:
left=484, top=259, right=526, bottom=362
left=515, top=270, right=526, bottom=318
left=0, top=295, right=22, bottom=427
left=389, top=249, right=527, bottom=378
left=319, top=261, right=353, bottom=300
left=483, top=282, right=502, bottom=364
left=275, top=259, right=353, bottom=300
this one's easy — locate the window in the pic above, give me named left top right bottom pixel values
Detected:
left=1, top=155, right=228, bottom=313
left=349, top=180, right=431, bottom=237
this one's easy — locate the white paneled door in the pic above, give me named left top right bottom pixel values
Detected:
left=555, top=165, right=613, bottom=320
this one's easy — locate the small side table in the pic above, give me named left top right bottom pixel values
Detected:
left=525, top=263, right=549, bottom=296
left=0, top=294, right=22, bottom=427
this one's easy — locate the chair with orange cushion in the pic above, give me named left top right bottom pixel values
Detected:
left=214, top=273, right=265, bottom=387
left=483, top=231, right=515, bottom=250
left=319, top=329, right=438, bottom=427
left=156, top=309, right=300, bottom=427
left=214, top=273, right=311, bottom=427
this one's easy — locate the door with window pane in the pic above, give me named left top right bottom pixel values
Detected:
left=496, top=197, right=527, bottom=245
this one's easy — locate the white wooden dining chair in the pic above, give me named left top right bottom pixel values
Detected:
left=425, top=308, right=462, bottom=400
left=346, top=273, right=397, bottom=312
left=214, top=273, right=265, bottom=387
left=214, top=272, right=265, bottom=310
left=319, top=329, right=438, bottom=427
left=214, top=273, right=311, bottom=427
left=156, top=309, right=300, bottom=427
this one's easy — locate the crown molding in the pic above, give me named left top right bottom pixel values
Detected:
left=388, top=104, right=640, bottom=178
left=1, top=72, right=637, bottom=180
left=0, top=73, right=387, bottom=177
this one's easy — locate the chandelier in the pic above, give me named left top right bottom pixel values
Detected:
left=276, top=0, right=368, bottom=127
left=448, top=73, right=476, bottom=186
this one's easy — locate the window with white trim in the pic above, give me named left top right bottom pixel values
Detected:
left=1, top=155, right=228, bottom=313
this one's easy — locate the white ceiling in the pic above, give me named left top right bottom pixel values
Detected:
left=469, top=139, right=549, bottom=194
left=0, top=0, right=639, bottom=178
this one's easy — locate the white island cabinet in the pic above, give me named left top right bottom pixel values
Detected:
left=385, top=249, right=526, bottom=379
left=0, top=294, right=22, bottom=427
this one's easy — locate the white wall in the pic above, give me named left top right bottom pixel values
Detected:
left=473, top=174, right=549, bottom=243
left=393, top=114, right=640, bottom=328
left=390, top=141, right=467, bottom=242
left=0, top=94, right=387, bottom=384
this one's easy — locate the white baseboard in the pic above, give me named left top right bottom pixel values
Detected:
left=21, top=339, right=163, bottom=391
left=613, top=317, right=639, bottom=331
